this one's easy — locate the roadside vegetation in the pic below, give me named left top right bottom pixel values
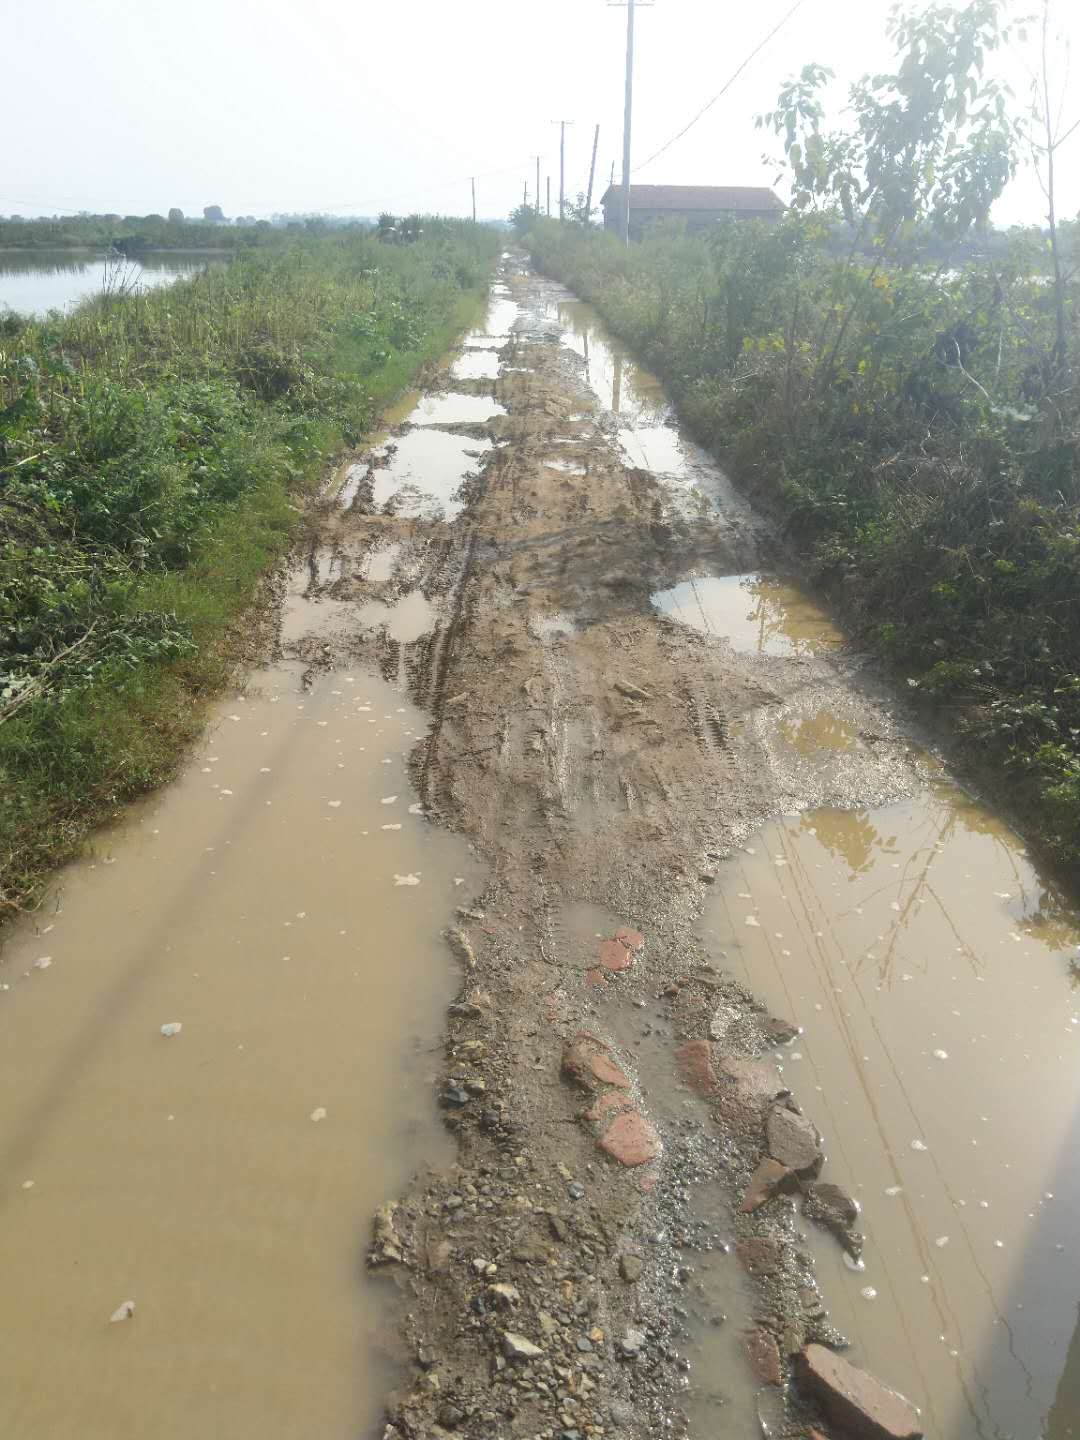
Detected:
left=530, top=0, right=1080, bottom=867
left=0, top=220, right=498, bottom=917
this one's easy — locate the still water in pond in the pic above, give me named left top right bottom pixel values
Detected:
left=703, top=781, right=1080, bottom=1439
left=0, top=662, right=479, bottom=1439
left=0, top=249, right=228, bottom=315
left=651, top=573, right=844, bottom=657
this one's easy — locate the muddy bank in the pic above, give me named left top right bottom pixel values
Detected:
left=365, top=259, right=1079, bottom=1440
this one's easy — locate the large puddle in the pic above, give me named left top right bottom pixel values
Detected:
left=552, top=297, right=668, bottom=424
left=651, top=573, right=843, bottom=657
left=702, top=782, right=1080, bottom=1438
left=0, top=663, right=479, bottom=1439
left=544, top=293, right=757, bottom=521
left=367, top=428, right=491, bottom=520
left=409, top=391, right=506, bottom=426
left=450, top=349, right=501, bottom=381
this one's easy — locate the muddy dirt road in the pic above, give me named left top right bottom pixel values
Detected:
left=2, top=252, right=1080, bottom=1439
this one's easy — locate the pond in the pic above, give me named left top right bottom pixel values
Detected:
left=0, top=249, right=229, bottom=317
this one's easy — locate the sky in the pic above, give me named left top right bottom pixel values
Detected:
left=3, top=0, right=1076, bottom=228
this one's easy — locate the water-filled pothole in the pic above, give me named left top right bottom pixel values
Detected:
left=364, top=541, right=403, bottom=584
left=465, top=297, right=519, bottom=342
left=702, top=782, right=1080, bottom=1437
left=0, top=664, right=481, bottom=1439
left=371, top=429, right=491, bottom=520
left=650, top=574, right=843, bottom=657
left=356, top=590, right=438, bottom=643
left=450, top=350, right=501, bottom=381
left=410, top=392, right=506, bottom=426
left=777, top=709, right=858, bottom=755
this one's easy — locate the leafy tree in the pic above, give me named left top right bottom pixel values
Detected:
left=168, top=208, right=184, bottom=224
left=1020, top=0, right=1078, bottom=373
left=203, top=205, right=226, bottom=224
left=509, top=203, right=536, bottom=235
left=759, top=0, right=1022, bottom=385
left=565, top=192, right=599, bottom=227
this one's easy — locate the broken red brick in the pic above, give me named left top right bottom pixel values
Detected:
left=736, top=1236, right=782, bottom=1276
left=597, top=938, right=634, bottom=972
left=585, top=967, right=607, bottom=988
left=675, top=1039, right=719, bottom=1097
left=800, top=1345, right=923, bottom=1440
left=744, top=1327, right=783, bottom=1386
left=562, top=1034, right=631, bottom=1091
left=614, top=927, right=645, bottom=954
left=585, top=1091, right=632, bottom=1125
left=598, top=1110, right=662, bottom=1167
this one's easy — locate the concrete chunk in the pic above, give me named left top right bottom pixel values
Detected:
left=766, top=1103, right=823, bottom=1174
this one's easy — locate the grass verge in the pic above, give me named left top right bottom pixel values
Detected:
left=1, top=224, right=496, bottom=920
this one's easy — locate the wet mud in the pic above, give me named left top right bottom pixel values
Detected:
left=4, top=253, right=1079, bottom=1440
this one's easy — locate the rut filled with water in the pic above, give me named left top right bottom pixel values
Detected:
left=0, top=661, right=479, bottom=1438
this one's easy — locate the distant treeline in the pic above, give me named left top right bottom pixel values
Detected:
left=0, top=213, right=376, bottom=252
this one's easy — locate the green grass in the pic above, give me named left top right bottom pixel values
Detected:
left=1, top=222, right=497, bottom=918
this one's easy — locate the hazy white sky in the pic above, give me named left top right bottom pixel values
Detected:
left=3, top=0, right=1076, bottom=227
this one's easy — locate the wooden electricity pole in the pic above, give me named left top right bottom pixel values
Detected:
left=471, top=177, right=477, bottom=223
left=609, top=0, right=652, bottom=245
left=546, top=176, right=551, bottom=216
left=620, top=0, right=633, bottom=244
left=585, top=123, right=600, bottom=223
left=531, top=156, right=542, bottom=215
left=552, top=119, right=574, bottom=221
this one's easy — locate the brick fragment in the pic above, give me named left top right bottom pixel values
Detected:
left=675, top=1039, right=718, bottom=1096
left=800, top=1345, right=923, bottom=1440
left=597, top=938, right=634, bottom=972
left=744, top=1327, right=783, bottom=1386
left=598, top=1110, right=662, bottom=1167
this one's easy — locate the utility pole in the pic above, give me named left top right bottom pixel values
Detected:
left=585, top=123, right=600, bottom=224
left=609, top=0, right=653, bottom=246
left=552, top=119, right=574, bottom=221
left=531, top=156, right=542, bottom=215
left=523, top=180, right=529, bottom=209
left=620, top=0, right=633, bottom=245
left=546, top=176, right=551, bottom=217
left=471, top=177, right=477, bottom=223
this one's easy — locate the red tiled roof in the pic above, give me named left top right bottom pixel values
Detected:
left=600, top=184, right=783, bottom=212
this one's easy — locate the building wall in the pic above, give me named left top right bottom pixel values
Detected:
left=602, top=205, right=779, bottom=236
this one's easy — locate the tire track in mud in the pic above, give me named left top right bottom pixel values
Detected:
left=286, top=254, right=944, bottom=1440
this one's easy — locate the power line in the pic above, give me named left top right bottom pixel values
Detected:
left=632, top=0, right=809, bottom=175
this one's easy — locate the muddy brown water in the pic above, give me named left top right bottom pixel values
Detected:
left=650, top=573, right=844, bottom=657
left=540, top=278, right=1080, bottom=1436
left=0, top=662, right=479, bottom=1438
left=702, top=784, right=1080, bottom=1437
left=5, top=256, right=1080, bottom=1440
